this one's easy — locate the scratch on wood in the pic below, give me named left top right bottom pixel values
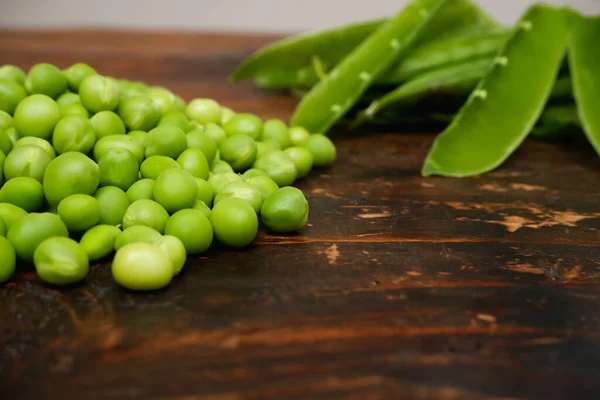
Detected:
left=420, top=182, right=435, bottom=188
left=523, top=337, right=564, bottom=346
left=476, top=313, right=497, bottom=323
left=325, top=244, right=340, bottom=265
left=511, top=183, right=546, bottom=191
left=358, top=210, right=392, bottom=219
left=480, top=183, right=508, bottom=192
left=406, top=271, right=421, bottom=277
left=500, top=262, right=545, bottom=275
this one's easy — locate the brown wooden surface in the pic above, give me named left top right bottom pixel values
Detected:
left=2, top=30, right=600, bottom=400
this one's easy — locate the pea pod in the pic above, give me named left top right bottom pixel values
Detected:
left=567, top=12, right=600, bottom=155
left=232, top=0, right=495, bottom=83
left=291, top=0, right=451, bottom=134
left=421, top=4, right=569, bottom=177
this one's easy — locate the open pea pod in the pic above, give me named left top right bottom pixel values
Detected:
left=231, top=0, right=495, bottom=83
left=291, top=0, right=452, bottom=134
left=567, top=12, right=600, bottom=155
left=421, top=4, right=569, bottom=177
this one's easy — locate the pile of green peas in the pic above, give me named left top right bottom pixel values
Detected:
left=0, top=62, right=336, bottom=291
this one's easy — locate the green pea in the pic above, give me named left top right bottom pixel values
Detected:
left=0, top=79, right=27, bottom=115
left=79, top=75, right=120, bottom=113
left=98, top=148, right=139, bottom=191
left=158, top=111, right=190, bottom=132
left=219, top=135, right=257, bottom=172
left=117, top=95, right=160, bottom=131
left=80, top=224, right=121, bottom=261
left=0, top=65, right=26, bottom=85
left=0, top=218, right=5, bottom=237
left=42, top=152, right=100, bottom=206
left=52, top=115, right=97, bottom=155
left=0, top=176, right=45, bottom=212
left=25, top=63, right=67, bottom=99
left=284, top=146, right=314, bottom=178
left=210, top=198, right=258, bottom=248
left=0, top=149, right=4, bottom=187
left=127, top=130, right=148, bottom=147
left=253, top=150, right=297, bottom=187
left=4, top=144, right=52, bottom=182
left=148, top=87, right=176, bottom=116
left=165, top=209, right=213, bottom=254
left=93, top=135, right=144, bottom=165
left=56, top=92, right=81, bottom=108
left=34, top=237, right=89, bottom=285
left=262, top=119, right=291, bottom=148
left=223, top=113, right=263, bottom=139
left=255, top=140, right=281, bottom=160
left=94, top=186, right=130, bottom=226
left=90, top=110, right=126, bottom=138
left=0, top=110, right=12, bottom=130
left=153, top=169, right=198, bottom=214
left=7, top=212, right=69, bottom=262
left=64, top=63, right=97, bottom=92
left=122, top=199, right=169, bottom=233
left=114, top=225, right=161, bottom=251
left=192, top=200, right=212, bottom=218
left=220, top=106, right=236, bottom=125
left=0, top=236, right=16, bottom=283
left=186, top=129, right=217, bottom=162
left=247, top=175, right=279, bottom=199
left=243, top=168, right=269, bottom=179
left=204, top=122, right=227, bottom=145
left=126, top=179, right=156, bottom=203
left=0, top=203, right=27, bottom=230
left=207, top=172, right=242, bottom=194
left=140, top=155, right=180, bottom=180
left=0, top=128, right=14, bottom=158
left=14, top=137, right=56, bottom=159
left=211, top=159, right=234, bottom=174
left=145, top=125, right=187, bottom=159
left=214, top=181, right=263, bottom=213
left=57, top=194, right=101, bottom=232
left=154, top=235, right=187, bottom=276
left=174, top=95, right=186, bottom=112
left=112, top=242, right=173, bottom=290
left=60, top=103, right=90, bottom=118
left=306, top=134, right=336, bottom=167
left=13, top=94, right=61, bottom=139
left=288, top=126, right=311, bottom=147
left=186, top=98, right=222, bottom=124
left=194, top=178, right=214, bottom=206
left=260, top=187, right=309, bottom=233
left=176, top=148, right=209, bottom=179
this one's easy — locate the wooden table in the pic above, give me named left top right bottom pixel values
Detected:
left=2, top=30, right=600, bottom=400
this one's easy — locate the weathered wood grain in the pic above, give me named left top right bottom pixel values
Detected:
left=1, top=30, right=600, bottom=400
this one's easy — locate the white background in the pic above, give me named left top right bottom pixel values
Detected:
left=0, top=0, right=598, bottom=33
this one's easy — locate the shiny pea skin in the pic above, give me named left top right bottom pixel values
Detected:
left=127, top=130, right=148, bottom=147
left=0, top=236, right=16, bottom=283
left=98, top=148, right=139, bottom=191
left=284, top=146, right=314, bottom=178
left=90, top=110, right=126, bottom=138
left=204, top=122, right=227, bottom=145
left=0, top=176, right=45, bottom=212
left=243, top=168, right=268, bottom=179
left=255, top=140, right=281, bottom=160
left=7, top=212, right=69, bottom=262
left=147, top=87, right=177, bottom=116
left=288, top=126, right=311, bottom=147
left=52, top=115, right=97, bottom=154
left=158, top=111, right=190, bottom=132
left=247, top=175, right=279, bottom=199
left=126, top=179, right=156, bottom=203
left=154, top=235, right=187, bottom=276
left=114, top=225, right=162, bottom=251
left=260, top=187, right=309, bottom=233
left=223, top=113, right=263, bottom=139
left=214, top=181, right=263, bottom=213
left=0, top=218, right=5, bottom=237
left=93, top=135, right=144, bottom=165
left=26, top=63, right=68, bottom=99
left=153, top=169, right=198, bottom=214
left=177, top=148, right=210, bottom=179
left=80, top=224, right=121, bottom=261
left=34, top=237, right=89, bottom=285
left=207, top=172, right=243, bottom=194
left=261, top=118, right=291, bottom=148
left=253, top=150, right=298, bottom=187
left=219, top=135, right=257, bottom=172
left=186, top=129, right=217, bottom=163
left=140, top=155, right=180, bottom=180
left=13, top=94, right=61, bottom=139
left=0, top=65, right=26, bottom=85
left=94, top=186, right=131, bottom=226
left=79, top=75, right=120, bottom=113
left=220, top=107, right=236, bottom=125
left=58, top=194, right=101, bottom=232
left=4, top=144, right=52, bottom=182
left=60, top=103, right=90, bottom=118
left=192, top=200, right=212, bottom=218
left=145, top=125, right=188, bottom=159
left=122, top=199, right=169, bottom=233
left=56, top=92, right=81, bottom=108
left=306, top=134, right=336, bottom=167
left=42, top=151, right=100, bottom=206
left=112, top=242, right=173, bottom=291
left=117, top=95, right=160, bottom=131
left=0, top=203, right=27, bottom=229
left=64, top=63, right=97, bottom=92
left=14, top=136, right=56, bottom=159
left=186, top=98, right=222, bottom=125
left=211, top=159, right=234, bottom=174
left=0, top=79, right=27, bottom=115
left=195, top=178, right=214, bottom=206
left=165, top=209, right=213, bottom=254
left=210, top=197, right=258, bottom=248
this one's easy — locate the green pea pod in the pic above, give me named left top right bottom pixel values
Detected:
left=421, top=4, right=569, bottom=177
left=232, top=0, right=495, bottom=83
left=567, top=12, right=600, bottom=155
left=291, top=0, right=451, bottom=134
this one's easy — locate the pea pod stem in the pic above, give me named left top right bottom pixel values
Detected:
left=421, top=4, right=569, bottom=177
left=291, top=0, right=451, bottom=134
left=567, top=11, right=600, bottom=155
